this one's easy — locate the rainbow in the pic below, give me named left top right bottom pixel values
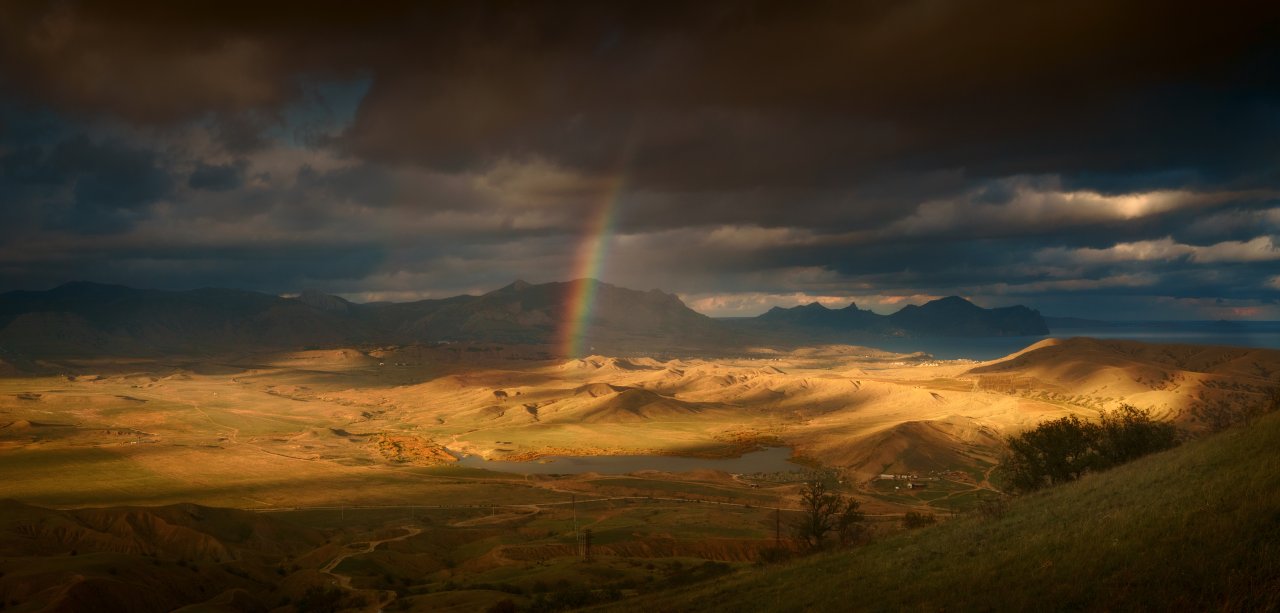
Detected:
left=559, top=172, right=628, bottom=359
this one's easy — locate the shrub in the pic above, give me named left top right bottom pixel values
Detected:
left=902, top=511, right=937, bottom=529
left=758, top=546, right=792, bottom=564
left=1096, top=405, right=1180, bottom=465
left=997, top=405, right=1180, bottom=493
left=998, top=414, right=1100, bottom=491
left=486, top=599, right=517, bottom=613
left=975, top=492, right=1009, bottom=520
left=1195, top=386, right=1280, bottom=432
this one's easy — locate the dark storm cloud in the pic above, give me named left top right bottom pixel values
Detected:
left=188, top=161, right=246, bottom=192
left=292, top=163, right=396, bottom=208
left=209, top=112, right=275, bottom=155
left=0, top=241, right=389, bottom=296
left=4, top=1, right=1277, bottom=188
left=1, top=134, right=175, bottom=234
left=336, top=1, right=1280, bottom=195
left=0, top=1, right=1278, bottom=318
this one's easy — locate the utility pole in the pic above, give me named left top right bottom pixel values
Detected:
left=775, top=504, right=781, bottom=548
left=572, top=495, right=580, bottom=557
left=583, top=528, right=593, bottom=561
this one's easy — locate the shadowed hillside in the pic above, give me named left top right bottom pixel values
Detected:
left=0, top=501, right=331, bottom=612
left=603, top=410, right=1280, bottom=612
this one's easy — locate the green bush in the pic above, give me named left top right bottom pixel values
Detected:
left=1096, top=404, right=1179, bottom=465
left=999, top=414, right=1100, bottom=491
left=997, top=405, right=1179, bottom=492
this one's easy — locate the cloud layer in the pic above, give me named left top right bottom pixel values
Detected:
left=1, top=1, right=1278, bottom=319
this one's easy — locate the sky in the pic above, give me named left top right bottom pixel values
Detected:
left=1, top=1, right=1279, bottom=320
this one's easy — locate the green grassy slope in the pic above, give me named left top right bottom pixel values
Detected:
left=606, top=412, right=1280, bottom=612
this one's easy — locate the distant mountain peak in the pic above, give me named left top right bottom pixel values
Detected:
left=889, top=295, right=1047, bottom=336
left=753, top=293, right=1046, bottom=337
left=929, top=295, right=976, bottom=306
left=0, top=279, right=1048, bottom=359
left=494, top=279, right=533, bottom=293
left=297, top=289, right=344, bottom=300
left=50, top=281, right=135, bottom=293
left=53, top=281, right=108, bottom=290
left=0, top=279, right=736, bottom=359
left=757, top=300, right=878, bottom=330
left=40, top=281, right=142, bottom=303
left=294, top=290, right=351, bottom=313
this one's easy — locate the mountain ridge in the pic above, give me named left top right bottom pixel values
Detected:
left=0, top=279, right=729, bottom=359
left=0, top=281, right=1047, bottom=359
left=746, top=294, right=1048, bottom=338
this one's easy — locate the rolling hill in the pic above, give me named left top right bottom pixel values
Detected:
left=605, top=408, right=1280, bottom=611
left=4, top=385, right=1275, bottom=612
left=966, top=337, right=1280, bottom=429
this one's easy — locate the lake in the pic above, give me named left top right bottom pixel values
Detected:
left=450, top=446, right=801, bottom=475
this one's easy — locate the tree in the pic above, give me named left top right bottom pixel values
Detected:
left=1096, top=404, right=1179, bottom=466
left=1195, top=386, right=1280, bottom=432
left=997, top=406, right=1181, bottom=493
left=792, top=476, right=865, bottom=551
left=999, top=414, right=1100, bottom=492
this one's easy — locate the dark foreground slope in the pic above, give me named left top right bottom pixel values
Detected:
left=604, top=412, right=1280, bottom=612
left=0, top=502, right=330, bottom=612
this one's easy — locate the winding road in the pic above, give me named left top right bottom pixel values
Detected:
left=321, top=525, right=423, bottom=609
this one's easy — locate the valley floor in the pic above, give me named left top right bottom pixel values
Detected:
left=1, top=338, right=1277, bottom=610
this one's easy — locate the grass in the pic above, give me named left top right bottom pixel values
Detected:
left=581, top=477, right=770, bottom=502
left=601, top=411, right=1280, bottom=611
left=0, top=447, right=186, bottom=506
